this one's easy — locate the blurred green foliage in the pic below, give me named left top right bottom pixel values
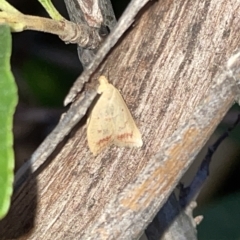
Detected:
left=21, top=57, right=76, bottom=107
left=197, top=192, right=240, bottom=240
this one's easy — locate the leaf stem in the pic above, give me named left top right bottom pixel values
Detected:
left=0, top=0, right=22, bottom=15
left=37, top=0, right=65, bottom=20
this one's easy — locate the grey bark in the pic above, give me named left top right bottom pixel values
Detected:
left=64, top=0, right=116, bottom=67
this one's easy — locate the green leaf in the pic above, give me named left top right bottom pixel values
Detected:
left=0, top=24, right=18, bottom=219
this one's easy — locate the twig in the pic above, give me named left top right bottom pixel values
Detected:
left=64, top=0, right=117, bottom=67
left=0, top=0, right=22, bottom=15
left=145, top=193, right=197, bottom=240
left=179, top=113, right=240, bottom=208
left=0, top=12, right=101, bottom=48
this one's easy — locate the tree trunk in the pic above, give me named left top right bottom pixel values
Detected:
left=0, top=0, right=240, bottom=239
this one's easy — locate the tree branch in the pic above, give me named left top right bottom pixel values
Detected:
left=1, top=0, right=240, bottom=239
left=82, top=57, right=238, bottom=238
left=14, top=0, right=150, bottom=190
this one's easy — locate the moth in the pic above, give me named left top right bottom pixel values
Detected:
left=87, top=76, right=143, bottom=156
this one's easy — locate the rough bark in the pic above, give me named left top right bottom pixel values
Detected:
left=145, top=193, right=197, bottom=240
left=0, top=0, right=240, bottom=239
left=64, top=0, right=116, bottom=67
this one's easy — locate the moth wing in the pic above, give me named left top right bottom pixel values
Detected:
left=87, top=76, right=142, bottom=156
left=112, top=89, right=143, bottom=148
left=87, top=85, right=115, bottom=156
